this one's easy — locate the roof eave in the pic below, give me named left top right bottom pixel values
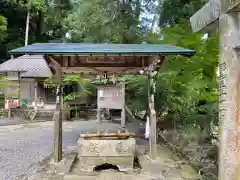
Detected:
left=0, top=70, right=26, bottom=72
left=9, top=51, right=196, bottom=56
left=20, top=76, right=50, bottom=79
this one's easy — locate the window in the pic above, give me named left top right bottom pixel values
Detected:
left=7, top=72, right=19, bottom=77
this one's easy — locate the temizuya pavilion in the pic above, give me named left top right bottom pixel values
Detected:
left=9, top=43, right=195, bottom=162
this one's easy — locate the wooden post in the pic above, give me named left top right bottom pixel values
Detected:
left=96, top=107, right=100, bottom=133
left=75, top=104, right=77, bottom=118
left=46, top=55, right=63, bottom=163
left=8, top=107, right=11, bottom=118
left=148, top=65, right=157, bottom=160
left=121, top=82, right=125, bottom=128
left=34, top=82, right=37, bottom=109
left=53, top=84, right=63, bottom=162
left=97, top=87, right=101, bottom=125
left=18, top=72, right=20, bottom=107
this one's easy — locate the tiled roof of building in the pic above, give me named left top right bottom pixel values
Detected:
left=0, top=55, right=52, bottom=78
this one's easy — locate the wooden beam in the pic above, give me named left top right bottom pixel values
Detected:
left=80, top=132, right=135, bottom=138
left=52, top=54, right=192, bottom=57
left=61, top=67, right=144, bottom=75
left=60, top=54, right=63, bottom=67
left=58, top=55, right=144, bottom=67
left=142, top=55, right=165, bottom=74
left=67, top=56, right=69, bottom=68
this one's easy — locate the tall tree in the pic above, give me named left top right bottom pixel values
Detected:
left=158, top=0, right=206, bottom=27
left=64, top=0, right=143, bottom=43
left=0, top=0, right=71, bottom=59
left=0, top=16, right=7, bottom=42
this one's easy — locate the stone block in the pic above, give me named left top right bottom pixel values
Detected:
left=78, top=138, right=135, bottom=157
left=190, top=0, right=221, bottom=32
left=76, top=156, right=134, bottom=171
left=77, top=137, right=136, bottom=171
left=98, top=172, right=151, bottom=180
left=55, top=153, right=77, bottom=174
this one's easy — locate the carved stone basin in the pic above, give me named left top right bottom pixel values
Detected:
left=76, top=135, right=136, bottom=172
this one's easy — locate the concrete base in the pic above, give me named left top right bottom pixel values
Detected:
left=55, top=153, right=77, bottom=174
left=64, top=172, right=150, bottom=180
left=64, top=174, right=96, bottom=180
left=77, top=137, right=136, bottom=171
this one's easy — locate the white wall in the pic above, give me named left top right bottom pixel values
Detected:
left=6, top=72, right=19, bottom=81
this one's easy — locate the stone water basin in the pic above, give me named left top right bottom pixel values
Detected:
left=76, top=134, right=136, bottom=172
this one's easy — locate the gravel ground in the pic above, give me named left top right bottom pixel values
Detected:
left=0, top=120, right=136, bottom=180
left=0, top=118, right=24, bottom=126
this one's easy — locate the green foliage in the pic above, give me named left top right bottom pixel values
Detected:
left=63, top=0, right=142, bottom=43
left=160, top=27, right=218, bottom=131
left=0, top=0, right=72, bottom=59
left=158, top=0, right=206, bottom=27
left=0, top=16, right=7, bottom=42
left=43, top=75, right=88, bottom=87
left=43, top=75, right=93, bottom=101
left=126, top=23, right=219, bottom=136
left=126, top=75, right=148, bottom=113
left=9, top=0, right=46, bottom=10
left=0, top=76, right=18, bottom=87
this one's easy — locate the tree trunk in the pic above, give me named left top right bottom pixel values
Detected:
left=35, top=10, right=44, bottom=42
left=25, top=8, right=30, bottom=46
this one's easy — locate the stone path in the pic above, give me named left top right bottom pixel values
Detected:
left=1, top=120, right=200, bottom=180
left=139, top=144, right=200, bottom=180
left=0, top=118, right=24, bottom=126
left=0, top=120, right=125, bottom=180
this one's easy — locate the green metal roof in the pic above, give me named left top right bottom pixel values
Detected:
left=9, top=43, right=196, bottom=56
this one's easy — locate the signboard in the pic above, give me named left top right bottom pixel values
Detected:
left=97, top=85, right=124, bottom=109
